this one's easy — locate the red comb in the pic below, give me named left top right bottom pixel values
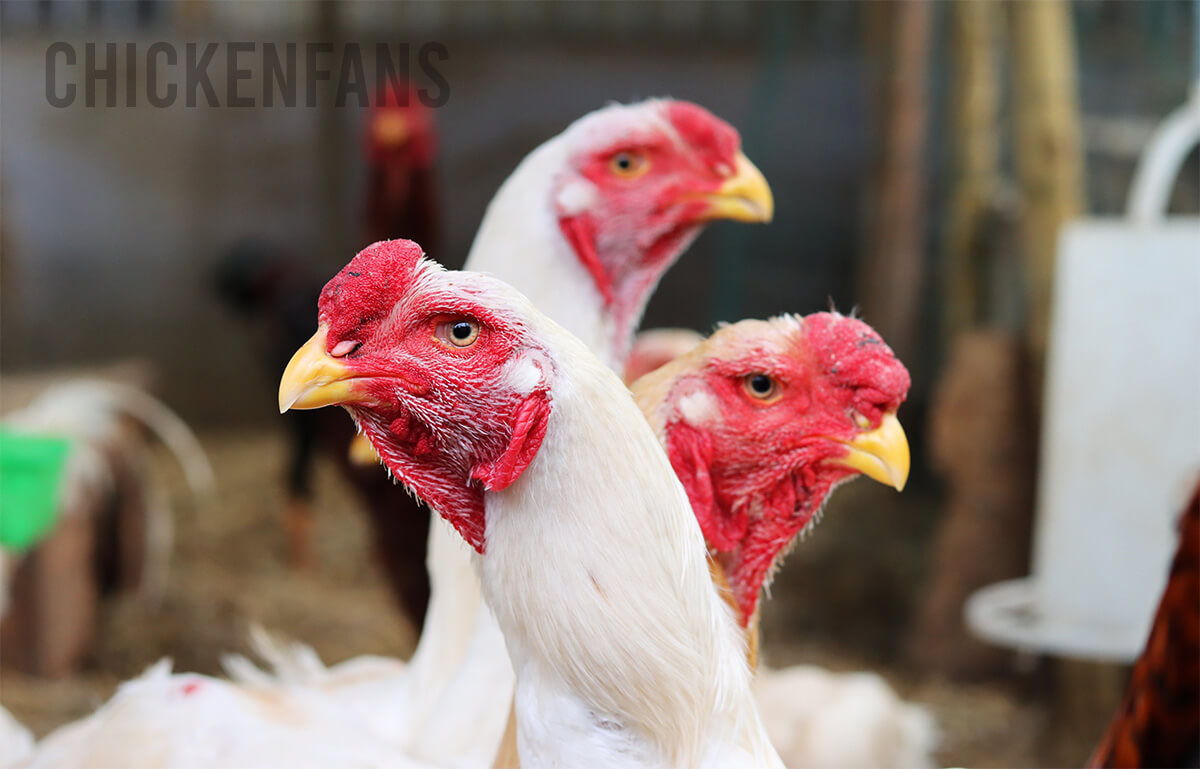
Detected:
left=666, top=101, right=741, bottom=172
left=802, top=312, right=911, bottom=405
left=318, top=239, right=425, bottom=331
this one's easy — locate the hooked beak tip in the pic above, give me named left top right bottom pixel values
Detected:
left=278, top=326, right=362, bottom=413
left=830, top=412, right=910, bottom=492
left=697, top=151, right=774, bottom=224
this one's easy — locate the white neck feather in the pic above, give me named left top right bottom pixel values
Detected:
left=477, top=324, right=779, bottom=769
left=464, top=135, right=618, bottom=370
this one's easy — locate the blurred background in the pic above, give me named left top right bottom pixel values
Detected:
left=1, top=2, right=1197, bottom=767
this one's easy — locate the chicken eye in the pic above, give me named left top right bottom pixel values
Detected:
left=609, top=150, right=649, bottom=179
left=435, top=319, right=481, bottom=349
left=743, top=373, right=780, bottom=402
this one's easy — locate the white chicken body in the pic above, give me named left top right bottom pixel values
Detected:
left=425, top=293, right=779, bottom=769
left=753, top=665, right=937, bottom=769
left=22, top=661, right=430, bottom=769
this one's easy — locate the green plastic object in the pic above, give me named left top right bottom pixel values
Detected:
left=0, top=428, right=73, bottom=552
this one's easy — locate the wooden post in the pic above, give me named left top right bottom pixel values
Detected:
left=860, top=0, right=932, bottom=367
left=1009, top=5, right=1119, bottom=758
left=944, top=0, right=1001, bottom=339
left=1008, top=0, right=1085, bottom=373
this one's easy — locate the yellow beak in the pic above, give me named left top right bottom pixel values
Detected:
left=830, top=412, right=910, bottom=491
left=700, top=151, right=774, bottom=223
left=279, top=326, right=362, bottom=413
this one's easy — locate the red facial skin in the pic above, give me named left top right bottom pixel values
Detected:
left=316, top=240, right=552, bottom=553
left=556, top=101, right=745, bottom=363
left=660, top=313, right=911, bottom=626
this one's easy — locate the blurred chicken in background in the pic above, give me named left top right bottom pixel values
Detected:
left=364, top=81, right=440, bottom=252
left=0, top=380, right=214, bottom=676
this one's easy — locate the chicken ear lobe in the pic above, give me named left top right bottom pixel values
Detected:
left=665, top=421, right=746, bottom=551
left=471, top=390, right=552, bottom=492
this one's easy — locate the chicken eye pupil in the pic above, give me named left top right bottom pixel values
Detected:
left=615, top=154, right=631, bottom=170
left=452, top=322, right=473, bottom=340
left=750, top=375, right=771, bottom=394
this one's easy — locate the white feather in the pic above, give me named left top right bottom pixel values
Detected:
left=753, top=665, right=938, bottom=769
left=0, top=701, right=34, bottom=768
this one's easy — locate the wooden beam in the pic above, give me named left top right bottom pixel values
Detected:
left=945, top=0, right=1002, bottom=338
left=860, top=0, right=933, bottom=366
left=1009, top=0, right=1085, bottom=369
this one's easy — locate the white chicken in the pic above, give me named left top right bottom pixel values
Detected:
left=327, top=98, right=930, bottom=768
left=278, top=241, right=785, bottom=767
left=0, top=704, right=34, bottom=767
left=753, top=666, right=936, bottom=769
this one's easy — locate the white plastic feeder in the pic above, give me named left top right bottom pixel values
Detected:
left=965, top=85, right=1200, bottom=662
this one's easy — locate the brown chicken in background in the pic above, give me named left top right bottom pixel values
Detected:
left=1088, top=482, right=1200, bottom=769
left=364, top=82, right=440, bottom=252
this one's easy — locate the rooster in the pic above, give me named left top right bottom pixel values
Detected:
left=1087, top=482, right=1199, bottom=769
left=635, top=313, right=911, bottom=632
left=365, top=80, right=440, bottom=251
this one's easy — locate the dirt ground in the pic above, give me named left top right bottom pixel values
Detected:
left=1, top=429, right=1088, bottom=766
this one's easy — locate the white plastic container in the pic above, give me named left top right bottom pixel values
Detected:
left=965, top=88, right=1200, bottom=662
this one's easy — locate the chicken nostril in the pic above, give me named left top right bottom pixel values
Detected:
left=331, top=340, right=361, bottom=358
left=851, top=410, right=871, bottom=430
